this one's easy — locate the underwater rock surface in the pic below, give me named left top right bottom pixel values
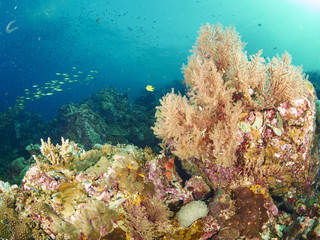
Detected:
left=51, top=88, right=159, bottom=150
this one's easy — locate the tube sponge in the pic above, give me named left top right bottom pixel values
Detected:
left=176, top=201, right=208, bottom=227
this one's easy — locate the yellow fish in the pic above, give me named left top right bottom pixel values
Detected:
left=146, top=85, right=154, bottom=92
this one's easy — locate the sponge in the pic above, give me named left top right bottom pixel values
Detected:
left=176, top=200, right=208, bottom=227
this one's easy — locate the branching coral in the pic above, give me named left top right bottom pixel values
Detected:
left=32, top=137, right=83, bottom=172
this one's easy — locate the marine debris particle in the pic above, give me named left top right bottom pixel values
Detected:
left=6, top=20, right=19, bottom=34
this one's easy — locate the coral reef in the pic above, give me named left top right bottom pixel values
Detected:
left=0, top=139, right=179, bottom=239
left=210, top=187, right=269, bottom=238
left=152, top=23, right=320, bottom=238
left=153, top=23, right=318, bottom=194
left=54, top=103, right=110, bottom=149
left=307, top=70, right=320, bottom=99
left=0, top=110, right=47, bottom=183
left=0, top=138, right=319, bottom=239
left=0, top=86, right=163, bottom=183
left=51, top=87, right=160, bottom=150
left=1, top=23, right=320, bottom=239
left=0, top=137, right=219, bottom=240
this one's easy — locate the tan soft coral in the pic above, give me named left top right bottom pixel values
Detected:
left=153, top=24, right=246, bottom=166
left=153, top=23, right=316, bottom=191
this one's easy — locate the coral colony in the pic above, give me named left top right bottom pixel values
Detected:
left=1, top=23, right=320, bottom=239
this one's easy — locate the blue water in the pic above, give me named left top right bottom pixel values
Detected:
left=1, top=0, right=320, bottom=120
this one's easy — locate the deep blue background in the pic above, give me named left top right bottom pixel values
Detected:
left=1, top=0, right=319, bottom=119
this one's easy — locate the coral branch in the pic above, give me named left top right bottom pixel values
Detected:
left=32, top=137, right=81, bottom=171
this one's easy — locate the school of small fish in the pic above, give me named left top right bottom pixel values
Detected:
left=0, top=67, right=99, bottom=127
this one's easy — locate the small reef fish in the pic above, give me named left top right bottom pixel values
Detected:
left=146, top=85, right=154, bottom=92
left=52, top=192, right=60, bottom=198
left=0, top=66, right=99, bottom=128
left=56, top=172, right=67, bottom=180
left=25, top=184, right=38, bottom=192
left=75, top=160, right=86, bottom=165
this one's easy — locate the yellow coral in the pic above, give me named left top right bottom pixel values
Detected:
left=58, top=182, right=87, bottom=217
left=124, top=192, right=147, bottom=206
left=249, top=185, right=269, bottom=198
